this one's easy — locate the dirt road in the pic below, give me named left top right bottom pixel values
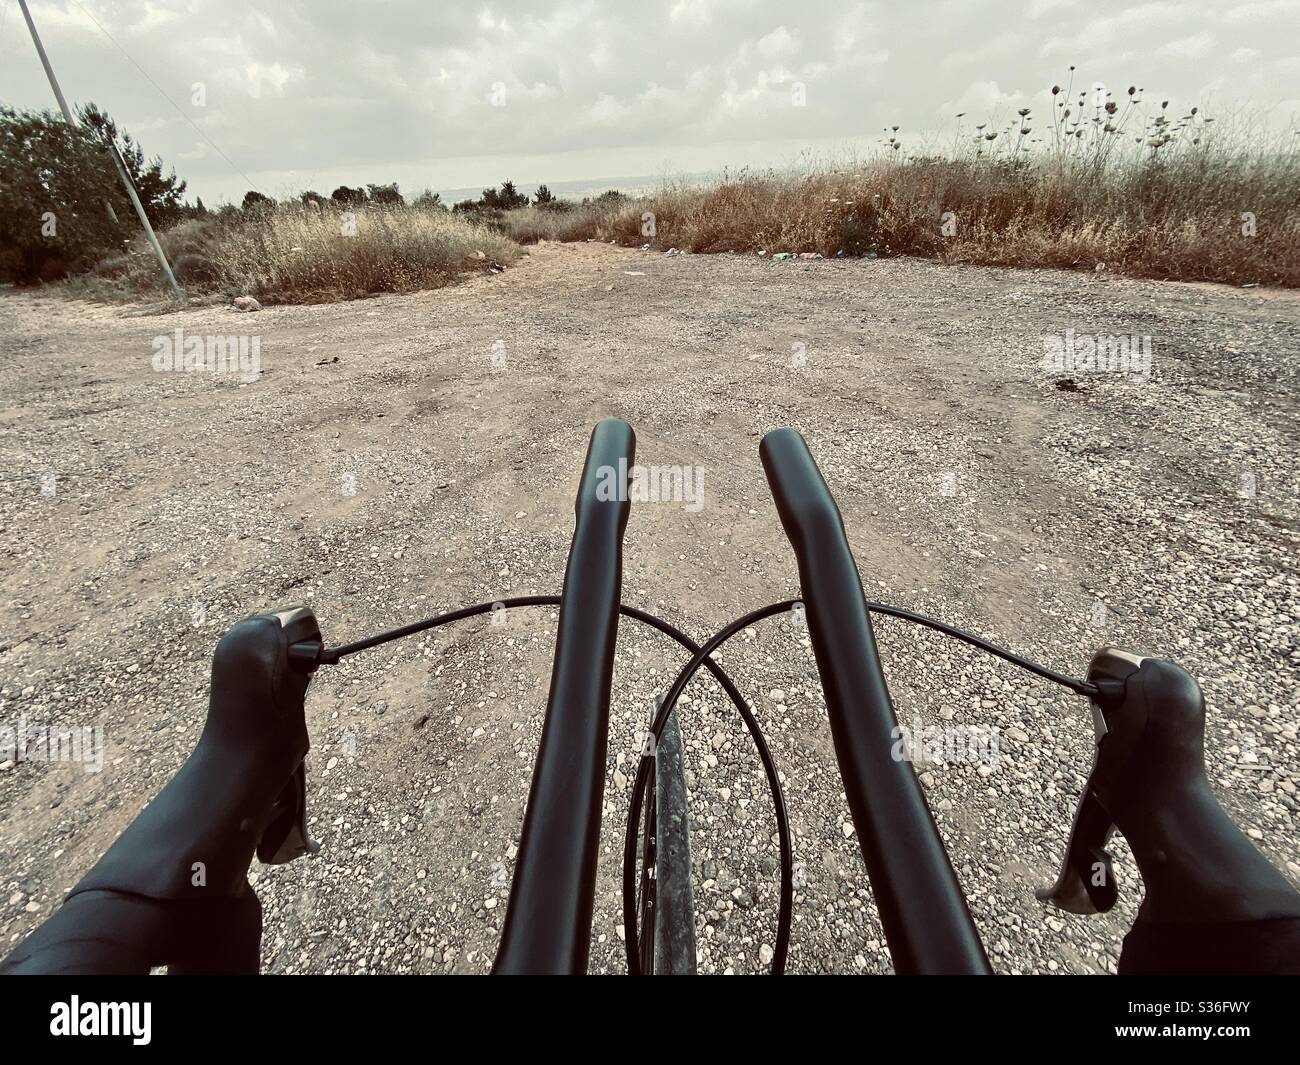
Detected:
left=1, top=241, right=1297, bottom=973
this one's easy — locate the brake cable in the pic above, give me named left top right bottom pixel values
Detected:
left=297, top=595, right=795, bottom=975
left=308, top=596, right=1099, bottom=698
left=620, top=600, right=1100, bottom=975
left=862, top=603, right=1100, bottom=698
left=300, top=596, right=1100, bottom=977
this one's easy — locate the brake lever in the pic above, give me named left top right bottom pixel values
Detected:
left=1036, top=649, right=1139, bottom=915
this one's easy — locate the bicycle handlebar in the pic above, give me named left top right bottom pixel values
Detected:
left=493, top=418, right=635, bottom=974
left=759, top=428, right=991, bottom=974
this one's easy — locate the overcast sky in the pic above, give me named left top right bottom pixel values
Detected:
left=1, top=0, right=1297, bottom=204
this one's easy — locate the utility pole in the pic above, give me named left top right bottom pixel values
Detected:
left=18, top=0, right=184, bottom=301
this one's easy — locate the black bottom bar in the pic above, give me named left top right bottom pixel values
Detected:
left=3, top=974, right=1292, bottom=1049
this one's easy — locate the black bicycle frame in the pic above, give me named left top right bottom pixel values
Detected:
left=494, top=421, right=987, bottom=973
left=760, top=428, right=991, bottom=974
left=492, top=419, right=635, bottom=974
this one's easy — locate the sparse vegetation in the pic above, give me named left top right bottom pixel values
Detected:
left=0, top=103, right=186, bottom=283
left=76, top=199, right=518, bottom=303
left=499, top=75, right=1300, bottom=288
left=7, top=69, right=1298, bottom=300
left=502, top=189, right=629, bottom=244
left=508, top=152, right=1296, bottom=288
left=330, top=185, right=367, bottom=207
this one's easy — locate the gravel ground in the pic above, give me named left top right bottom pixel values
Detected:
left=1, top=241, right=1297, bottom=974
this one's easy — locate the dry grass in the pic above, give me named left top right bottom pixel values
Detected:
left=75, top=204, right=519, bottom=304
left=510, top=140, right=1299, bottom=287
left=502, top=202, right=629, bottom=245
left=68, top=87, right=1300, bottom=301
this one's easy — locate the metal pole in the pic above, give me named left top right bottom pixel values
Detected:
left=18, top=0, right=184, bottom=301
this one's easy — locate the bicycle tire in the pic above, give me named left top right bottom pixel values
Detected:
left=649, top=705, right=696, bottom=974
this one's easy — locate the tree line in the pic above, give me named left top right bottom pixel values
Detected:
left=0, top=101, right=626, bottom=284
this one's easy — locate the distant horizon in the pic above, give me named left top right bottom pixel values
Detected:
left=192, top=171, right=719, bottom=209
left=176, top=132, right=897, bottom=207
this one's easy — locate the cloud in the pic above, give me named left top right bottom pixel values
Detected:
left=942, top=33, right=1024, bottom=68
left=940, top=80, right=1029, bottom=116
left=1025, top=0, right=1073, bottom=17
left=1221, top=0, right=1300, bottom=23
left=1154, top=33, right=1215, bottom=60
left=237, top=62, right=303, bottom=99
left=2, top=0, right=1293, bottom=204
left=669, top=0, right=713, bottom=26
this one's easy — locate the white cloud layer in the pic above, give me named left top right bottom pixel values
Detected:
left=0, top=0, right=1295, bottom=202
